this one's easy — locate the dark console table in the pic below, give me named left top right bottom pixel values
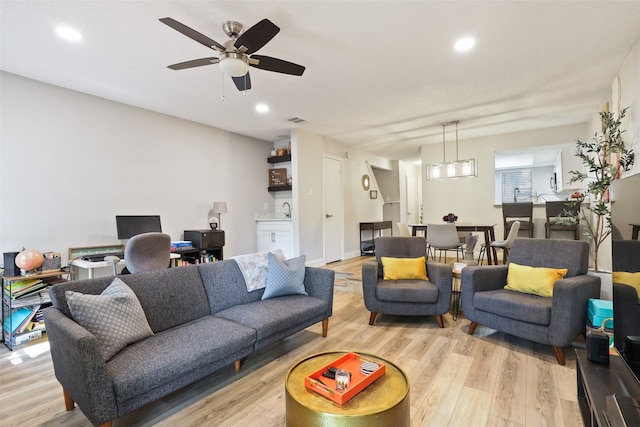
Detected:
left=359, top=221, right=392, bottom=255
left=576, top=348, right=640, bottom=426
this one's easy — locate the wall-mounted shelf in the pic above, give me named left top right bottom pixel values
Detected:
left=267, top=155, right=291, bottom=163
left=268, top=185, right=292, bottom=192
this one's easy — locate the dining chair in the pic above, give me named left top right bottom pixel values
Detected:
left=502, top=202, right=533, bottom=239
left=426, top=223, right=463, bottom=262
left=545, top=200, right=581, bottom=239
left=396, top=222, right=411, bottom=237
left=478, top=221, right=520, bottom=265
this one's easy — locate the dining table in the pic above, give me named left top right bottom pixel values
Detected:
left=410, top=223, right=499, bottom=265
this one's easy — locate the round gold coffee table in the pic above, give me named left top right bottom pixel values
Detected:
left=285, top=351, right=410, bottom=427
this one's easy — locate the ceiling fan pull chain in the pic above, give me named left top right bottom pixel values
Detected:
left=221, top=72, right=226, bottom=101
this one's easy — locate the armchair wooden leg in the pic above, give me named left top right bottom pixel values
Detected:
left=369, top=312, right=378, bottom=325
left=63, top=388, right=75, bottom=411
left=98, top=422, right=113, bottom=427
left=234, top=358, right=246, bottom=372
left=322, top=318, right=329, bottom=337
left=436, top=315, right=444, bottom=328
left=552, top=346, right=566, bottom=365
left=468, top=321, right=478, bottom=335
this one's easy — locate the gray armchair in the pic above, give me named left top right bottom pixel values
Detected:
left=461, top=239, right=601, bottom=365
left=362, top=237, right=453, bottom=328
left=612, top=240, right=640, bottom=351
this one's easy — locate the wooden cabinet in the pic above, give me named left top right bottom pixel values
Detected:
left=2, top=270, right=71, bottom=350
left=576, top=349, right=640, bottom=426
left=257, top=220, right=293, bottom=258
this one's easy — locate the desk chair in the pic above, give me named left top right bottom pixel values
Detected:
left=426, top=223, right=463, bottom=262
left=124, top=232, right=172, bottom=274
left=502, top=202, right=533, bottom=239
left=545, top=200, right=581, bottom=239
left=478, top=221, right=520, bottom=265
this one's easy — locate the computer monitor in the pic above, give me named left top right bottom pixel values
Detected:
left=115, top=215, right=162, bottom=239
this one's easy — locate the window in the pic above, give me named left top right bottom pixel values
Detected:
left=501, top=170, right=532, bottom=203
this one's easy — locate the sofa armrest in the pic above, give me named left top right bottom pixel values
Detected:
left=461, top=265, right=509, bottom=294
left=43, top=307, right=118, bottom=426
left=426, top=261, right=453, bottom=297
left=548, top=274, right=601, bottom=346
left=362, top=260, right=379, bottom=310
left=304, top=267, right=335, bottom=316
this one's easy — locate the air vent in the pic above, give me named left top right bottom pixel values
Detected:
left=287, top=117, right=307, bottom=124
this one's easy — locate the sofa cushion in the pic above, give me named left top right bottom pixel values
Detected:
left=215, top=295, right=328, bottom=343
left=66, top=277, right=154, bottom=361
left=381, top=256, right=428, bottom=280
left=376, top=280, right=439, bottom=303
left=474, top=288, right=553, bottom=326
left=262, top=253, right=307, bottom=300
left=106, top=315, right=256, bottom=401
left=612, top=271, right=640, bottom=302
left=504, top=262, right=567, bottom=297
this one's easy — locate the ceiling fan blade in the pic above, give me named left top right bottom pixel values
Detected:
left=250, top=55, right=305, bottom=76
left=167, top=57, right=220, bottom=70
left=160, top=17, right=225, bottom=52
left=234, top=19, right=280, bottom=55
left=232, top=73, right=252, bottom=91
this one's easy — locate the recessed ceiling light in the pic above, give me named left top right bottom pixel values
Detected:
left=255, top=104, right=269, bottom=113
left=56, top=25, right=83, bottom=42
left=454, top=36, right=475, bottom=53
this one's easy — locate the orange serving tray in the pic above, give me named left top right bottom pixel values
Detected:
left=304, top=352, right=386, bottom=405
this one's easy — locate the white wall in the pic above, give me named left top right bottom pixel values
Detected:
left=0, top=72, right=272, bottom=263
left=293, top=129, right=393, bottom=264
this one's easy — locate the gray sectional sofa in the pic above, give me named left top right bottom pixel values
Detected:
left=44, top=259, right=334, bottom=427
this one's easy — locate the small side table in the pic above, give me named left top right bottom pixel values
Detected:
left=285, top=351, right=410, bottom=427
left=452, top=260, right=477, bottom=321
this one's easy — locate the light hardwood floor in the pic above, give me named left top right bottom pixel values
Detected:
left=0, top=258, right=584, bottom=427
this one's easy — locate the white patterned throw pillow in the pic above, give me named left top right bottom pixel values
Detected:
left=65, top=277, right=153, bottom=361
left=261, top=252, right=307, bottom=300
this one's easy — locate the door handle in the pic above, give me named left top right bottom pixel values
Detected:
left=326, top=214, right=333, bottom=218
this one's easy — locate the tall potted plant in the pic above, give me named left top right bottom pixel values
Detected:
left=567, top=107, right=635, bottom=271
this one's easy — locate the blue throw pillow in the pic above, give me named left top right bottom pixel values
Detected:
left=262, top=252, right=307, bottom=300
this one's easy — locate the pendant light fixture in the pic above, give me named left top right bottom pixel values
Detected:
left=425, top=120, right=478, bottom=181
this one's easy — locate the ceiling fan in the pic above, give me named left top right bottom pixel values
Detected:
left=160, top=17, right=305, bottom=91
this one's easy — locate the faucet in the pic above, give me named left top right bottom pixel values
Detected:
left=513, top=187, right=520, bottom=202
left=282, top=202, right=291, bottom=218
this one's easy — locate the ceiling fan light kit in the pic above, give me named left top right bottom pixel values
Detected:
left=160, top=17, right=305, bottom=91
left=425, top=121, right=478, bottom=181
left=219, top=52, right=249, bottom=77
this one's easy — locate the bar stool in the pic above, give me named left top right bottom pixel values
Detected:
left=545, top=200, right=581, bottom=239
left=502, top=202, right=533, bottom=239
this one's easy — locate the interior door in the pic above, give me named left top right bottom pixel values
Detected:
left=323, top=156, right=343, bottom=263
left=406, top=173, right=418, bottom=225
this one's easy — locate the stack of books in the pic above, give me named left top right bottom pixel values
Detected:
left=171, top=241, right=194, bottom=251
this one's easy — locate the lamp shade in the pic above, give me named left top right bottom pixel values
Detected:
left=219, top=54, right=249, bottom=77
left=15, top=249, right=44, bottom=271
left=212, top=201, right=228, bottom=214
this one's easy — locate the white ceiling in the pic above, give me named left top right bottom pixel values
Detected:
left=2, top=1, right=640, bottom=161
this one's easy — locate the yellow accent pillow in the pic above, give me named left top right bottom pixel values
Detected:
left=381, top=256, right=428, bottom=280
left=612, top=271, right=640, bottom=302
left=504, top=262, right=568, bottom=297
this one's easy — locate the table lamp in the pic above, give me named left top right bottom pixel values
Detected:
left=211, top=201, right=228, bottom=230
